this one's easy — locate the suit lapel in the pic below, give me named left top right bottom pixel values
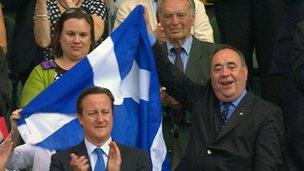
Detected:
left=216, top=92, right=255, bottom=140
left=185, top=37, right=201, bottom=78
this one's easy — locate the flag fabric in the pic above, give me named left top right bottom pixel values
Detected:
left=18, top=5, right=169, bottom=170
left=0, top=116, right=9, bottom=139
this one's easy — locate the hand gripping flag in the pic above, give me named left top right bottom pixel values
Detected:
left=18, top=5, right=169, bottom=170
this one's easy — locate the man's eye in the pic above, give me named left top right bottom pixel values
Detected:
left=228, top=65, right=236, bottom=70
left=177, top=13, right=185, bottom=18
left=214, top=66, right=222, bottom=72
left=163, top=14, right=171, bottom=19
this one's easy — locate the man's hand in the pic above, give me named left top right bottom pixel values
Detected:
left=154, top=24, right=167, bottom=45
left=70, top=153, right=89, bottom=171
left=107, top=141, right=121, bottom=171
left=160, top=87, right=180, bottom=107
left=10, top=109, right=21, bottom=131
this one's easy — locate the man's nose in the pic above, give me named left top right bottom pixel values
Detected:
left=171, top=15, right=179, bottom=25
left=221, top=67, right=230, bottom=76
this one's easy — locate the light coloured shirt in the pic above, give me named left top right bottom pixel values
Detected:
left=166, top=35, right=193, bottom=72
left=84, top=138, right=111, bottom=169
left=152, top=0, right=158, bottom=15
left=220, top=90, right=247, bottom=119
left=6, top=144, right=55, bottom=171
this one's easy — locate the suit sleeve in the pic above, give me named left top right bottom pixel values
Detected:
left=293, top=22, right=304, bottom=95
left=192, top=0, right=214, bottom=43
left=253, top=106, right=284, bottom=170
left=136, top=150, right=152, bottom=171
left=50, top=153, right=64, bottom=171
left=152, top=43, right=204, bottom=112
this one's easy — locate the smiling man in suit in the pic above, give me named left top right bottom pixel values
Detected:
left=50, top=87, right=151, bottom=171
left=152, top=0, right=216, bottom=165
left=153, top=44, right=284, bottom=170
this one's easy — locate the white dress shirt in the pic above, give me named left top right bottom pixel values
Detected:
left=84, top=138, right=111, bottom=169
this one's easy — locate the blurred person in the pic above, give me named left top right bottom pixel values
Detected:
left=0, top=0, right=44, bottom=85
left=0, top=4, right=11, bottom=125
left=50, top=86, right=151, bottom=171
left=34, top=0, right=107, bottom=60
left=270, top=1, right=304, bottom=170
left=0, top=4, right=7, bottom=55
left=213, top=0, right=285, bottom=108
left=114, top=0, right=213, bottom=44
left=153, top=44, right=284, bottom=170
left=6, top=8, right=96, bottom=171
left=290, top=20, right=304, bottom=171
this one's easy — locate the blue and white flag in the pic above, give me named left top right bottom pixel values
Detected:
left=18, top=5, right=169, bottom=170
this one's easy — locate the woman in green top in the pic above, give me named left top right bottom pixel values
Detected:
left=20, top=8, right=95, bottom=107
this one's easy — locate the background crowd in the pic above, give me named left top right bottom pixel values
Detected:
left=0, top=0, right=304, bottom=170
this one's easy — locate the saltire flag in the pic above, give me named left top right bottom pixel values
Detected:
left=18, top=5, right=169, bottom=170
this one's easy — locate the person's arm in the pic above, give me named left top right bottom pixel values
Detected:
left=0, top=136, right=13, bottom=171
left=152, top=43, right=202, bottom=112
left=20, top=65, right=54, bottom=107
left=192, top=0, right=214, bottom=43
left=62, top=0, right=105, bottom=42
left=0, top=5, right=7, bottom=55
left=6, top=144, right=37, bottom=169
left=113, top=1, right=133, bottom=30
left=253, top=107, right=284, bottom=170
left=293, top=22, right=304, bottom=95
left=33, top=0, right=51, bottom=48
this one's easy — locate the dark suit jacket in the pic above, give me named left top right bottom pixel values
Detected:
left=153, top=47, right=284, bottom=171
left=153, top=36, right=216, bottom=85
left=271, top=0, right=304, bottom=77
left=50, top=140, right=151, bottom=171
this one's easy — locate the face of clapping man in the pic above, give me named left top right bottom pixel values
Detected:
left=211, top=48, right=248, bottom=102
left=78, top=93, right=113, bottom=146
left=159, top=0, right=194, bottom=44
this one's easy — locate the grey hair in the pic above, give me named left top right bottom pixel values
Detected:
left=157, top=0, right=196, bottom=15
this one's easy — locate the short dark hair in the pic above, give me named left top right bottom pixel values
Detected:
left=76, top=86, right=115, bottom=115
left=51, top=7, right=95, bottom=57
left=210, top=44, right=247, bottom=67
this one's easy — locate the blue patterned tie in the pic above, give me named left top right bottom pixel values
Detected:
left=94, top=148, right=105, bottom=171
left=218, top=102, right=230, bottom=131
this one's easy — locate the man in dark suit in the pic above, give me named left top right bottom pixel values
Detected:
left=153, top=44, right=284, bottom=170
left=50, top=87, right=151, bottom=171
left=271, top=1, right=304, bottom=170
left=291, top=20, right=304, bottom=171
left=154, top=0, right=215, bottom=165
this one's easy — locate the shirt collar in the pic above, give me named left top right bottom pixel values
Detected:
left=84, top=137, right=112, bottom=157
left=166, top=35, right=193, bottom=55
left=220, top=90, right=247, bottom=107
